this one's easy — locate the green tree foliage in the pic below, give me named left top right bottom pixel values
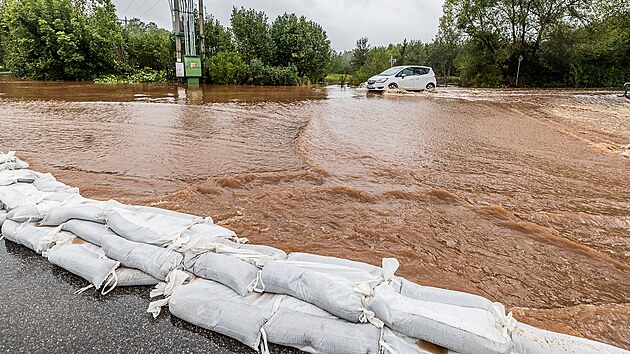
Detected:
left=122, top=19, right=173, bottom=72
left=203, top=15, right=234, bottom=57
left=447, top=0, right=630, bottom=86
left=327, top=50, right=352, bottom=75
left=350, top=37, right=370, bottom=70
left=230, top=7, right=273, bottom=64
left=270, top=13, right=332, bottom=82
left=207, top=51, right=246, bottom=84
left=350, top=47, right=391, bottom=85
left=2, top=0, right=123, bottom=80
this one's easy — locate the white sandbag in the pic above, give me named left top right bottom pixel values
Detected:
left=0, top=151, right=17, bottom=165
left=288, top=253, right=384, bottom=277
left=263, top=295, right=382, bottom=354
left=43, top=191, right=78, bottom=203
left=62, top=219, right=119, bottom=247
left=365, top=283, right=513, bottom=354
left=0, top=151, right=29, bottom=170
left=115, top=267, right=160, bottom=287
left=0, top=183, right=49, bottom=210
left=187, top=222, right=236, bottom=239
left=100, top=233, right=183, bottom=280
left=0, top=210, right=6, bottom=227
left=5, top=192, right=79, bottom=223
left=33, top=173, right=78, bottom=193
left=397, top=277, right=494, bottom=310
left=47, top=241, right=120, bottom=294
left=512, top=322, right=627, bottom=354
left=220, top=239, right=287, bottom=259
left=380, top=327, right=460, bottom=354
left=183, top=251, right=260, bottom=295
left=0, top=169, right=39, bottom=186
left=1, top=220, right=73, bottom=255
left=130, top=205, right=212, bottom=223
left=6, top=205, right=45, bottom=222
left=169, top=279, right=280, bottom=352
left=259, top=259, right=398, bottom=324
left=41, top=198, right=123, bottom=226
left=105, top=207, right=199, bottom=247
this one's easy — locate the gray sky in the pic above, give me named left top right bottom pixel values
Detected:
left=112, top=0, right=445, bottom=51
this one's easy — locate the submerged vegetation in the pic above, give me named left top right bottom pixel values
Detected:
left=94, top=68, right=168, bottom=84
left=0, top=0, right=627, bottom=87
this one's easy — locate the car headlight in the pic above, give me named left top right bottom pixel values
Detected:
left=376, top=78, right=388, bottom=83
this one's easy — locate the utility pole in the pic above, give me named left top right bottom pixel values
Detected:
left=174, top=0, right=182, bottom=63
left=199, top=0, right=205, bottom=60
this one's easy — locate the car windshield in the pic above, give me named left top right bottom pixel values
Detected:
left=379, top=67, right=402, bottom=76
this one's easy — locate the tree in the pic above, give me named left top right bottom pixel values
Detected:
left=2, top=0, right=123, bottom=80
left=122, top=19, right=173, bottom=72
left=350, top=37, right=370, bottom=70
left=207, top=51, right=246, bottom=84
left=350, top=47, right=390, bottom=85
left=270, top=13, right=332, bottom=82
left=203, top=15, right=234, bottom=58
left=230, top=7, right=273, bottom=64
left=426, top=1, right=461, bottom=79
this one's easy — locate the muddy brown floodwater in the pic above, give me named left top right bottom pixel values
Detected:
left=1, top=74, right=629, bottom=350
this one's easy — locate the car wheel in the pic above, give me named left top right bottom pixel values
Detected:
left=388, top=83, right=398, bottom=89
left=426, top=83, right=435, bottom=89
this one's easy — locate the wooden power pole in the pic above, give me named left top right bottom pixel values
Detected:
left=174, top=0, right=182, bottom=63
left=199, top=0, right=205, bottom=60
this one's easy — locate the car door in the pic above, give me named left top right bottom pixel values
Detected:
left=397, top=68, right=415, bottom=90
left=412, top=67, right=429, bottom=89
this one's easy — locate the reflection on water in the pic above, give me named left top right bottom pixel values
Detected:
left=1, top=74, right=629, bottom=349
left=0, top=73, right=327, bottom=103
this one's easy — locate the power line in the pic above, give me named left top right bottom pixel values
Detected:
left=120, top=0, right=137, bottom=16
left=128, top=0, right=151, bottom=18
left=138, top=0, right=163, bottom=19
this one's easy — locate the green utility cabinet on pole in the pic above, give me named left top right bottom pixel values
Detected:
left=184, top=56, right=202, bottom=84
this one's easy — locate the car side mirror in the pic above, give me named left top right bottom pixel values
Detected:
left=401, top=74, right=406, bottom=78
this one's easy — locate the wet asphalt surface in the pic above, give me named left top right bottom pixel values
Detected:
left=0, top=240, right=300, bottom=353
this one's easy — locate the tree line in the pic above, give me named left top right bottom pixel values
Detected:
left=0, top=0, right=332, bottom=84
left=335, top=0, right=629, bottom=87
left=1, top=0, right=627, bottom=87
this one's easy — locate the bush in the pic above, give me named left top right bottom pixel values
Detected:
left=244, top=59, right=300, bottom=86
left=94, top=67, right=167, bottom=84
left=207, top=52, right=247, bottom=84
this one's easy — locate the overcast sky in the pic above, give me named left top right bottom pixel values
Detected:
left=112, top=0, right=445, bottom=51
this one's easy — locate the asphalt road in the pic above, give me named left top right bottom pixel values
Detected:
left=0, top=240, right=300, bottom=353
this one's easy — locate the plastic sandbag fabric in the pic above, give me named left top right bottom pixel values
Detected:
left=1, top=220, right=72, bottom=255
left=106, top=207, right=200, bottom=247
left=263, top=295, right=382, bottom=354
left=47, top=241, right=120, bottom=294
left=0, top=210, right=7, bottom=227
left=41, top=198, right=124, bottom=226
left=62, top=219, right=119, bottom=247
left=101, top=233, right=182, bottom=280
left=169, top=279, right=280, bottom=352
left=183, top=250, right=260, bottom=296
left=365, top=282, right=514, bottom=354
left=259, top=259, right=398, bottom=324
left=512, top=322, right=628, bottom=354
left=115, top=267, right=160, bottom=287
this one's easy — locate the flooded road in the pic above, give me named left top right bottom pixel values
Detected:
left=1, top=75, right=629, bottom=349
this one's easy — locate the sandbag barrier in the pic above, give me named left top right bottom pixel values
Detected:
left=0, top=152, right=626, bottom=354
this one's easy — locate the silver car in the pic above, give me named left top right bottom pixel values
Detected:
left=367, top=66, right=437, bottom=91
